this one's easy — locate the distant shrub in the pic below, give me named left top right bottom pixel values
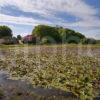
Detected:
left=82, top=38, right=97, bottom=44
left=96, top=40, right=100, bottom=44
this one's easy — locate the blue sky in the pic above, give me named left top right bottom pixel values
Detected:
left=0, top=0, right=100, bottom=39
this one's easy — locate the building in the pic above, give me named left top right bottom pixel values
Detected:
left=23, top=35, right=36, bottom=43
left=0, top=37, right=13, bottom=44
left=0, top=39, right=5, bottom=44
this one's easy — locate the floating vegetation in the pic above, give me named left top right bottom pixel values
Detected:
left=0, top=45, right=100, bottom=100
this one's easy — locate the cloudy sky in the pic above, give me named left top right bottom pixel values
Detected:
left=0, top=0, right=100, bottom=39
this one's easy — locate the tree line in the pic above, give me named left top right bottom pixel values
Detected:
left=32, top=25, right=97, bottom=44
left=0, top=25, right=98, bottom=44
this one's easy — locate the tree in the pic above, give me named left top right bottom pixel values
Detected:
left=17, top=35, right=22, bottom=40
left=32, top=25, right=86, bottom=44
left=32, top=25, right=61, bottom=43
left=58, top=28, right=85, bottom=44
left=12, top=37, right=18, bottom=44
left=0, top=26, right=12, bottom=38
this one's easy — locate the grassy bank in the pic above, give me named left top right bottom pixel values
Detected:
left=0, top=44, right=100, bottom=49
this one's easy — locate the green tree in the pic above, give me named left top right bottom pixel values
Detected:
left=32, top=25, right=86, bottom=44
left=17, top=35, right=22, bottom=40
left=58, top=28, right=85, bottom=44
left=12, top=37, right=18, bottom=44
left=0, top=26, right=12, bottom=38
left=32, top=25, right=61, bottom=43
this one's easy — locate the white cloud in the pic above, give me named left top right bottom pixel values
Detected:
left=0, top=0, right=98, bottom=18
left=79, top=28, right=100, bottom=39
left=0, top=0, right=100, bottom=39
left=0, top=0, right=99, bottom=26
left=0, top=14, right=53, bottom=25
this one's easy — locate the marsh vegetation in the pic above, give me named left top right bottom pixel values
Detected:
left=0, top=45, right=100, bottom=100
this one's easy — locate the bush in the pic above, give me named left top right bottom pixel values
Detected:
left=40, top=37, right=57, bottom=44
left=82, top=38, right=97, bottom=44
left=66, top=36, right=81, bottom=44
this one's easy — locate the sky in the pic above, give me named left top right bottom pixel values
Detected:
left=0, top=0, right=100, bottom=39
